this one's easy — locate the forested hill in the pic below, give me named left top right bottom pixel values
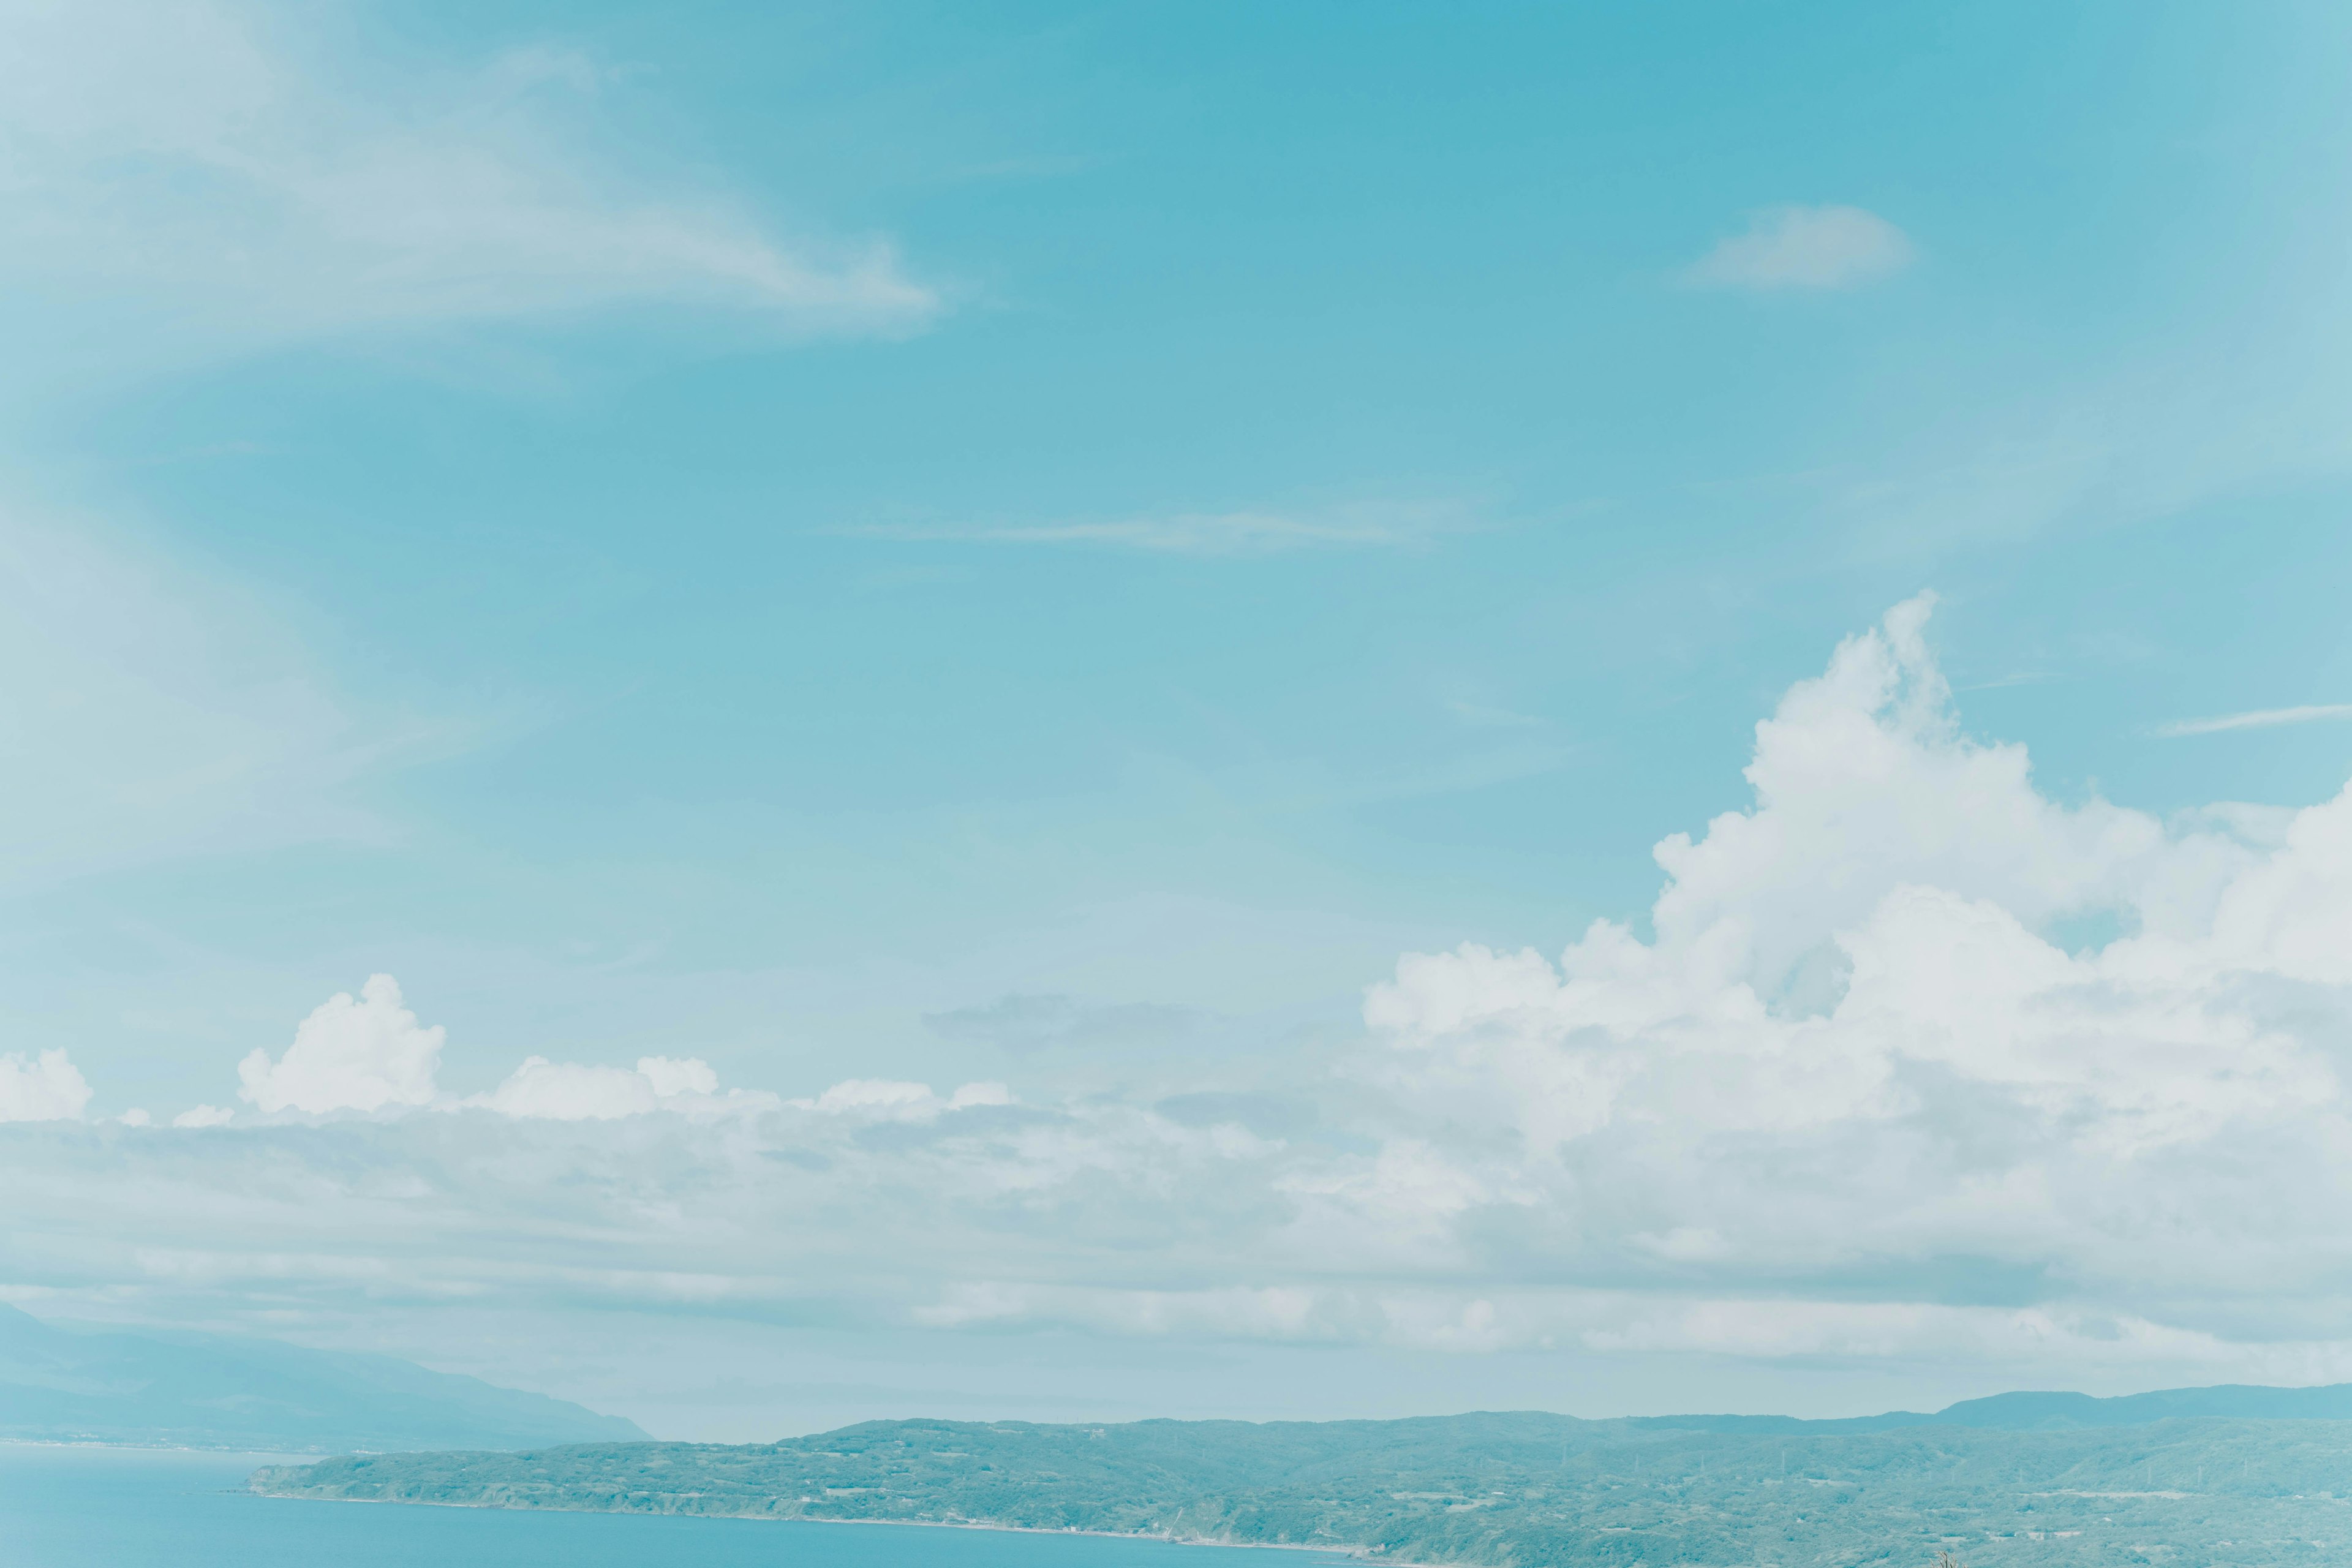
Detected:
left=253, top=1399, right=2352, bottom=1567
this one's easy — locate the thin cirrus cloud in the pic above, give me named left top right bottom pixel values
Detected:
left=2154, top=703, right=2352, bottom=737
left=1685, top=204, right=1916, bottom=291
left=855, top=501, right=1473, bottom=556
left=0, top=503, right=461, bottom=889
left=0, top=0, right=940, bottom=343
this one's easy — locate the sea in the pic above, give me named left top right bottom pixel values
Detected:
left=0, top=1444, right=1338, bottom=1568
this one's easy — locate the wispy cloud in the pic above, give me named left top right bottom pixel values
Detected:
left=1685, top=205, right=1915, bottom=291
left=0, top=499, right=475, bottom=886
left=2154, top=703, right=2352, bottom=737
left=0, top=0, right=939, bottom=343
left=855, top=502, right=1470, bottom=556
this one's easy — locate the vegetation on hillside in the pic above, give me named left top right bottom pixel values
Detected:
left=252, top=1409, right=2352, bottom=1566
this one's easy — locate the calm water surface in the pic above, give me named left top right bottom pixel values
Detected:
left=0, top=1444, right=1333, bottom=1568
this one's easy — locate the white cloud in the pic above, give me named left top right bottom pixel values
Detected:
left=0, top=0, right=937, bottom=343
left=0, top=1049, right=91, bottom=1121
left=473, top=1057, right=658, bottom=1120
left=635, top=1056, right=718, bottom=1099
left=237, top=974, right=443, bottom=1114
left=2155, top=703, right=2352, bottom=737
left=1686, top=205, right=1915, bottom=290
left=470, top=1054, right=724, bottom=1120
left=226, top=973, right=756, bottom=1122
left=1634, top=592, right=2207, bottom=993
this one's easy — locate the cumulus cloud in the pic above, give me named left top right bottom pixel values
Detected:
left=0, top=0, right=937, bottom=342
left=237, top=974, right=443, bottom=1114
left=221, top=968, right=780, bottom=1123
left=1686, top=205, right=1914, bottom=290
left=635, top=1056, right=719, bottom=1099
left=1359, top=592, right=2352, bottom=1354
left=0, top=1049, right=91, bottom=1121
left=1634, top=592, right=2203, bottom=993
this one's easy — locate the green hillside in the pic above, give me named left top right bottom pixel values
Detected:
left=251, top=1405, right=2352, bottom=1566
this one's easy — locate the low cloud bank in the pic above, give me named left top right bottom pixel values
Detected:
left=27, top=595, right=2352, bottom=1389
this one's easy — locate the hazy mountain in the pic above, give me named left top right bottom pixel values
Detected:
left=1624, top=1381, right=2352, bottom=1434
left=1926, top=1382, right=2352, bottom=1427
left=0, top=1305, right=646, bottom=1452
left=254, top=1389, right=2352, bottom=1567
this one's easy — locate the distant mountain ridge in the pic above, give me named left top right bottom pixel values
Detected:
left=1630, top=1380, right=2352, bottom=1433
left=0, top=1304, right=646, bottom=1452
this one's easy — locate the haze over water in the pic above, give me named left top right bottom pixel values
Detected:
left=0, top=1446, right=1313, bottom=1568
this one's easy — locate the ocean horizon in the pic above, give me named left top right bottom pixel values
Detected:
left=0, top=1443, right=1347, bottom=1568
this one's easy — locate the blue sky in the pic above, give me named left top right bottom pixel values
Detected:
left=10, top=0, right=2352, bottom=1438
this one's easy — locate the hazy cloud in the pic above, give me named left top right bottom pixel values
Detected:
left=0, top=505, right=453, bottom=886
left=924, top=993, right=1207, bottom=1055
left=469, top=1054, right=730, bottom=1120
left=1686, top=205, right=1915, bottom=291
left=2155, top=703, right=2352, bottom=737
left=0, top=0, right=938, bottom=342
left=472, top=1057, right=659, bottom=1120
left=787, top=1079, right=1012, bottom=1121
left=1154, top=1091, right=1317, bottom=1139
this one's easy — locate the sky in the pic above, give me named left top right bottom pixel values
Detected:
left=8, top=0, right=2352, bottom=1441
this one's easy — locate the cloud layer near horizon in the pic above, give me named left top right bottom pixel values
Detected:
left=18, top=597, right=2352, bottom=1394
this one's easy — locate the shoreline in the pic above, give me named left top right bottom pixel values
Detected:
left=2, top=1438, right=317, bottom=1458
left=254, top=1490, right=1412, bottom=1562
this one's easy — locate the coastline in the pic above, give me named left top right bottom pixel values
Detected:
left=3, top=1438, right=316, bottom=1458
left=253, top=1490, right=1412, bottom=1562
